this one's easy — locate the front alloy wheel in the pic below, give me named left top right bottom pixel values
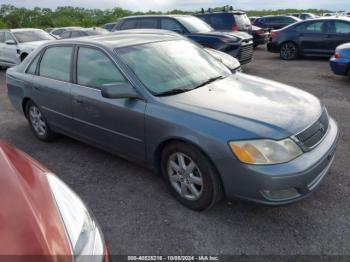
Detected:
left=161, top=142, right=223, bottom=211
left=280, top=42, right=298, bottom=60
left=167, top=153, right=204, bottom=201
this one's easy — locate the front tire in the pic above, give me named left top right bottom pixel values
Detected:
left=280, top=42, right=299, bottom=60
left=161, top=142, right=223, bottom=211
left=25, top=101, right=57, bottom=141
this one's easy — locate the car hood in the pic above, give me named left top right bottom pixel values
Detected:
left=19, top=40, right=52, bottom=49
left=0, top=140, right=71, bottom=256
left=190, top=30, right=253, bottom=41
left=160, top=73, right=322, bottom=139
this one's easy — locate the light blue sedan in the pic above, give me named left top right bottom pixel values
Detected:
left=6, top=31, right=339, bottom=210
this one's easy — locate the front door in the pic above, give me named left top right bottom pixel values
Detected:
left=71, top=46, right=146, bottom=162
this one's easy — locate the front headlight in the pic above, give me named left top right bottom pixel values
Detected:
left=46, top=173, right=105, bottom=262
left=229, top=138, right=303, bottom=165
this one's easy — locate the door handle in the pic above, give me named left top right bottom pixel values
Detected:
left=74, top=98, right=83, bottom=104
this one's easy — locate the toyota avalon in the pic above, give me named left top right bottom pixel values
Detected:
left=6, top=32, right=339, bottom=210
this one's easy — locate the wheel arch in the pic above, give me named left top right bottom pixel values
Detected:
left=153, top=137, right=224, bottom=189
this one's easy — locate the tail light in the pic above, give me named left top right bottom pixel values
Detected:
left=231, top=25, right=238, bottom=32
left=334, top=53, right=341, bottom=59
left=270, top=31, right=278, bottom=39
left=256, top=29, right=264, bottom=35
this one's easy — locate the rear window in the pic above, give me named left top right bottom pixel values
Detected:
left=234, top=14, right=251, bottom=27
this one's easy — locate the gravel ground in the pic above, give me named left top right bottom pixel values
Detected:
left=0, top=46, right=349, bottom=256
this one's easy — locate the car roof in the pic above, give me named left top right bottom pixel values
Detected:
left=120, top=15, right=193, bottom=19
left=8, top=28, right=44, bottom=32
left=49, top=30, right=183, bottom=49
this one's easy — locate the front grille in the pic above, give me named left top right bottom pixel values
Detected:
left=295, top=109, right=329, bottom=150
left=237, top=43, right=253, bottom=65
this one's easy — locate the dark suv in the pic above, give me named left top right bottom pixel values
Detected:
left=254, top=16, right=301, bottom=30
left=112, top=15, right=254, bottom=65
left=194, top=10, right=252, bottom=34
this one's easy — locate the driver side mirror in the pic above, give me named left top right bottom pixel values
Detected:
left=5, top=39, right=17, bottom=45
left=101, top=83, right=142, bottom=100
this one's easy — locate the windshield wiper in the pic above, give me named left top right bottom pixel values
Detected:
left=155, top=88, right=193, bottom=97
left=193, top=76, right=225, bottom=89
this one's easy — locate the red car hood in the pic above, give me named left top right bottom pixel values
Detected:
left=0, top=140, right=72, bottom=258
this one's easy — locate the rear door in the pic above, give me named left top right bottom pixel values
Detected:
left=325, top=20, right=350, bottom=52
left=297, top=21, right=329, bottom=55
left=31, top=45, right=75, bottom=132
left=71, top=46, right=146, bottom=161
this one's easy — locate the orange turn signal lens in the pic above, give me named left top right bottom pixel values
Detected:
left=229, top=143, right=260, bottom=164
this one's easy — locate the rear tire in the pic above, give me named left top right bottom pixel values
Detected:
left=280, top=42, right=299, bottom=60
left=25, top=101, right=57, bottom=142
left=347, top=67, right=350, bottom=80
left=161, top=142, right=223, bottom=211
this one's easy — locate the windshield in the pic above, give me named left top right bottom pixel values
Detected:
left=13, top=30, right=55, bottom=43
left=176, top=16, right=213, bottom=33
left=118, top=40, right=231, bottom=95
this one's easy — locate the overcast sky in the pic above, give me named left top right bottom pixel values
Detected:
left=2, top=0, right=349, bottom=11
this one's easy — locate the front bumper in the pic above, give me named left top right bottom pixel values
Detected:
left=216, top=118, right=339, bottom=205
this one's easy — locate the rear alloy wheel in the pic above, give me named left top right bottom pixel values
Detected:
left=26, top=101, right=56, bottom=141
left=280, top=42, right=298, bottom=60
left=161, top=142, right=222, bottom=211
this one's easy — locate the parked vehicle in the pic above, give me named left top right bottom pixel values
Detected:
left=0, top=140, right=109, bottom=259
left=7, top=32, right=339, bottom=210
left=102, top=22, right=118, bottom=31
left=50, top=27, right=83, bottom=37
left=267, top=17, right=350, bottom=60
left=0, top=29, right=55, bottom=67
left=254, top=15, right=301, bottom=30
left=45, top=27, right=54, bottom=33
left=252, top=25, right=269, bottom=48
left=249, top=16, right=261, bottom=24
left=330, top=43, right=350, bottom=78
left=194, top=10, right=252, bottom=34
left=111, top=15, right=254, bottom=65
left=299, top=13, right=318, bottom=20
left=60, top=27, right=110, bottom=39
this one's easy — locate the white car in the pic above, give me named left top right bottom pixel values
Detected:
left=0, top=28, right=55, bottom=67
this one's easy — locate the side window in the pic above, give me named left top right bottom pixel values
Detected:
left=0, top=32, right=5, bottom=43
left=161, top=18, right=183, bottom=32
left=60, top=31, right=71, bottom=39
left=210, top=14, right=231, bottom=28
left=138, top=18, right=158, bottom=29
left=39, top=46, right=72, bottom=82
left=71, top=31, right=82, bottom=38
left=77, top=47, right=127, bottom=89
left=27, top=54, right=41, bottom=75
left=104, top=24, right=115, bottom=31
left=298, top=22, right=324, bottom=33
left=54, top=29, right=64, bottom=35
left=335, top=22, right=350, bottom=34
left=120, top=19, right=138, bottom=30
